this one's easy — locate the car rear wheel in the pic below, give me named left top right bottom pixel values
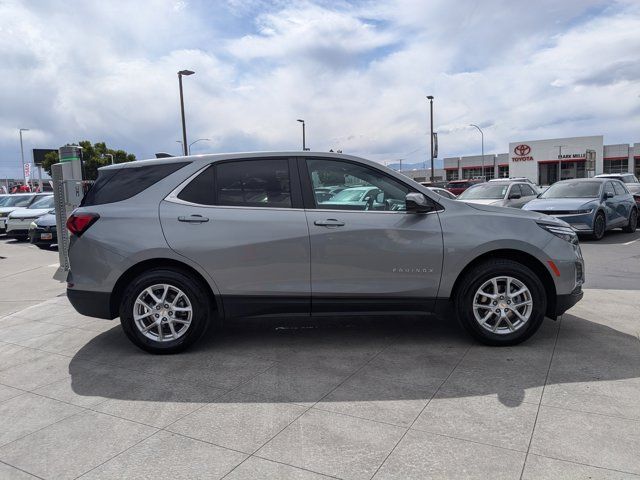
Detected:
left=592, top=212, right=606, bottom=240
left=455, top=259, right=546, bottom=346
left=622, top=208, right=638, bottom=233
left=120, top=268, right=211, bottom=354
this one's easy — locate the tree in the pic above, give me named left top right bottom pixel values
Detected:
left=42, top=141, right=136, bottom=180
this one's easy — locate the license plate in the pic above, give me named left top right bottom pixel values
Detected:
left=40, top=233, right=53, bottom=240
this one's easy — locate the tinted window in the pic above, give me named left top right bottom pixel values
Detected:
left=306, top=159, right=410, bottom=211
left=612, top=182, right=627, bottom=196
left=177, top=165, right=215, bottom=205
left=541, top=181, right=601, bottom=198
left=603, top=182, right=615, bottom=197
left=3, top=195, right=33, bottom=207
left=520, top=184, right=536, bottom=196
left=459, top=184, right=508, bottom=200
left=216, top=159, right=291, bottom=208
left=29, top=196, right=54, bottom=209
left=82, top=162, right=189, bottom=206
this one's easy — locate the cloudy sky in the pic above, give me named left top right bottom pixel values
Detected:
left=1, top=0, right=639, bottom=178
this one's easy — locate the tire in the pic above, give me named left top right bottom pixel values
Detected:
left=119, top=268, right=212, bottom=354
left=591, top=211, right=606, bottom=240
left=455, top=259, right=547, bottom=346
left=622, top=208, right=638, bottom=233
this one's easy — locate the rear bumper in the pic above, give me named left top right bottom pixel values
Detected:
left=555, top=286, right=584, bottom=317
left=67, top=288, right=115, bottom=320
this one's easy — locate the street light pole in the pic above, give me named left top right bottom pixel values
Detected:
left=103, top=153, right=114, bottom=165
left=297, top=119, right=306, bottom=151
left=470, top=124, right=484, bottom=179
left=188, top=138, right=210, bottom=155
left=178, top=70, right=195, bottom=156
left=554, top=145, right=568, bottom=183
left=19, top=128, right=29, bottom=187
left=427, top=96, right=434, bottom=182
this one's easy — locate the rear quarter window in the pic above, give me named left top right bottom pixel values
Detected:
left=82, top=162, right=189, bottom=206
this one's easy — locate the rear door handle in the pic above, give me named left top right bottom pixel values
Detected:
left=314, top=219, right=345, bottom=227
left=178, top=215, right=209, bottom=223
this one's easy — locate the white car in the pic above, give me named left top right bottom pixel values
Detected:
left=427, top=186, right=457, bottom=199
left=6, top=195, right=55, bottom=240
left=0, top=194, right=47, bottom=233
left=457, top=181, right=539, bottom=208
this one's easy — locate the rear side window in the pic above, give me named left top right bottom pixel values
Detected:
left=216, top=159, right=291, bottom=208
left=82, top=162, right=189, bottom=206
left=613, top=182, right=628, bottom=195
left=177, top=165, right=215, bottom=205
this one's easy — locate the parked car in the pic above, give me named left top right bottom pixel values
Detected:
left=596, top=174, right=640, bottom=211
left=489, top=177, right=542, bottom=193
left=29, top=210, right=57, bottom=249
left=0, top=193, right=48, bottom=234
left=6, top=195, right=55, bottom=240
left=426, top=186, right=457, bottom=199
left=458, top=181, right=538, bottom=208
left=522, top=178, right=637, bottom=240
left=446, top=179, right=483, bottom=196
left=65, top=153, right=584, bottom=354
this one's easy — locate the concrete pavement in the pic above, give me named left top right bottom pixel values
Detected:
left=0, top=236, right=639, bottom=479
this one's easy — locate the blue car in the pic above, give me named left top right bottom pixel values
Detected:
left=523, top=178, right=637, bottom=240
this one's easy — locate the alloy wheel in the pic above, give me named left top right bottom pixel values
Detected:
left=472, top=276, right=533, bottom=335
left=133, top=284, right=193, bottom=342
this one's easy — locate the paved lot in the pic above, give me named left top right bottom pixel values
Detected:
left=0, top=232, right=639, bottom=479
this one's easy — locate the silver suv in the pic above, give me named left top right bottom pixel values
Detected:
left=66, top=152, right=584, bottom=353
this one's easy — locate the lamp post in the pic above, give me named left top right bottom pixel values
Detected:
left=426, top=96, right=434, bottom=182
left=103, top=153, right=114, bottom=165
left=554, top=145, right=568, bottom=183
left=470, top=124, right=484, bottom=179
left=178, top=70, right=195, bottom=156
left=19, top=128, right=29, bottom=187
left=296, top=119, right=307, bottom=151
left=188, top=138, right=210, bottom=155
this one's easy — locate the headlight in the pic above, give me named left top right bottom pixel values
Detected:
left=538, top=222, right=578, bottom=244
left=29, top=222, right=37, bottom=229
left=570, top=209, right=592, bottom=215
left=0, top=212, right=7, bottom=218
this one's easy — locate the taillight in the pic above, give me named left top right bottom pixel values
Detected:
left=66, top=213, right=99, bottom=237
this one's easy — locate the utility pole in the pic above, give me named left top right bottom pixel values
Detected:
left=178, top=70, right=195, bottom=156
left=427, top=96, right=434, bottom=182
left=470, top=124, right=484, bottom=179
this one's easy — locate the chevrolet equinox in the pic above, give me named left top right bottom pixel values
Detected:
left=66, top=152, right=584, bottom=353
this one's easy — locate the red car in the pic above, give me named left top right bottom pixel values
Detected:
left=446, top=179, right=483, bottom=196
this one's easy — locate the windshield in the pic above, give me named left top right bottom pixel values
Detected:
left=329, top=188, right=367, bottom=202
left=29, top=196, right=55, bottom=209
left=458, top=184, right=508, bottom=200
left=540, top=181, right=601, bottom=198
left=1, top=195, right=32, bottom=207
left=0, top=196, right=9, bottom=206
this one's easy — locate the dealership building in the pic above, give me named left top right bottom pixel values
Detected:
left=443, top=135, right=640, bottom=185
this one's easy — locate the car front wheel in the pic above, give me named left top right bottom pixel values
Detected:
left=119, top=268, right=211, bottom=354
left=592, top=212, right=606, bottom=240
left=455, top=259, right=547, bottom=346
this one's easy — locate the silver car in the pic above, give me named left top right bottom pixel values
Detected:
left=66, top=152, right=584, bottom=353
left=458, top=181, right=539, bottom=208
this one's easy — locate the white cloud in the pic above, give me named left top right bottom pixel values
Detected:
left=1, top=0, right=639, bottom=177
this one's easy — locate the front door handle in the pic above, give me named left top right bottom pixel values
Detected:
left=314, top=219, right=345, bottom=227
left=178, top=214, right=209, bottom=223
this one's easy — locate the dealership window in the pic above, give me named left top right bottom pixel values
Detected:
left=462, top=168, right=483, bottom=179
left=603, top=158, right=629, bottom=174
left=498, top=165, right=509, bottom=178
left=483, top=168, right=495, bottom=180
left=446, top=170, right=458, bottom=181
left=560, top=161, right=586, bottom=180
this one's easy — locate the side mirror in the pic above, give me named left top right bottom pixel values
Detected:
left=406, top=192, right=434, bottom=213
left=509, top=193, right=521, bottom=199
left=604, top=191, right=614, bottom=199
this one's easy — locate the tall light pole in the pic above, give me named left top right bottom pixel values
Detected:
left=470, top=124, right=484, bottom=179
left=554, top=145, right=568, bottom=183
left=427, top=96, right=434, bottom=182
left=297, top=119, right=307, bottom=151
left=19, top=128, right=29, bottom=186
left=102, top=153, right=114, bottom=165
left=178, top=70, right=195, bottom=156
left=188, top=138, right=210, bottom=155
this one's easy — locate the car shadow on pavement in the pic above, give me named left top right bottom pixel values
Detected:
left=68, top=313, right=640, bottom=409
left=579, top=229, right=639, bottom=244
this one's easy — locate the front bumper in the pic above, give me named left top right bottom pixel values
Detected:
left=6, top=228, right=29, bottom=238
left=555, top=285, right=584, bottom=317
left=550, top=212, right=594, bottom=233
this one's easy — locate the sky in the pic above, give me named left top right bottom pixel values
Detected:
left=0, top=0, right=639, bottom=178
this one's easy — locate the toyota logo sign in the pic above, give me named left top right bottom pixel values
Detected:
left=514, top=144, right=531, bottom=156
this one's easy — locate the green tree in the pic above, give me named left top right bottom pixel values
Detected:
left=42, top=141, right=136, bottom=180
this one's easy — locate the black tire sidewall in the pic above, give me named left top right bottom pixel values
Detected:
left=120, top=268, right=210, bottom=354
left=456, top=260, right=546, bottom=346
left=593, top=212, right=605, bottom=240
left=623, top=208, right=637, bottom=233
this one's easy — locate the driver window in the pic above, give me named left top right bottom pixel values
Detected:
left=604, top=182, right=615, bottom=197
left=306, top=159, right=410, bottom=211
